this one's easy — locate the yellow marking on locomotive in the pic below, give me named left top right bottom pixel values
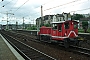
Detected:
left=78, top=37, right=85, bottom=40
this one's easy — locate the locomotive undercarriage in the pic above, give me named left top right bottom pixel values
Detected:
left=62, top=37, right=85, bottom=48
left=37, top=35, right=84, bottom=48
left=37, top=35, right=52, bottom=43
left=63, top=38, right=79, bottom=48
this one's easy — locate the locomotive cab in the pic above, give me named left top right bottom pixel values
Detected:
left=51, top=20, right=78, bottom=40
left=51, top=20, right=79, bottom=48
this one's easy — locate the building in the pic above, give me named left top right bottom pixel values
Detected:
left=36, top=12, right=72, bottom=28
left=62, top=12, right=71, bottom=21
left=53, top=14, right=64, bottom=22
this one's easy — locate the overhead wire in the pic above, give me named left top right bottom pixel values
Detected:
left=44, top=0, right=81, bottom=11
left=8, top=0, right=18, bottom=21
left=21, top=0, right=57, bottom=19
left=9, top=0, right=18, bottom=10
left=1, top=0, right=34, bottom=24
left=2, top=0, right=14, bottom=8
left=1, top=0, right=18, bottom=24
left=26, top=0, right=83, bottom=17
left=13, top=0, right=29, bottom=13
left=54, top=0, right=89, bottom=13
left=2, top=0, right=90, bottom=23
left=12, top=0, right=55, bottom=17
left=8, top=0, right=30, bottom=23
left=8, top=0, right=29, bottom=21
left=71, top=7, right=90, bottom=13
left=24, top=0, right=55, bottom=17
left=70, top=0, right=90, bottom=13
left=29, top=0, right=82, bottom=17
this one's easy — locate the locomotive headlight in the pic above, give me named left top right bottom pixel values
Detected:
left=72, top=22, right=73, bottom=24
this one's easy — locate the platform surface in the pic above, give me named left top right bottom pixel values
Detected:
left=0, top=34, right=25, bottom=60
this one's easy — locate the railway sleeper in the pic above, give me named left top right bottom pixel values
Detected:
left=31, top=56, right=48, bottom=60
left=30, top=55, right=42, bottom=59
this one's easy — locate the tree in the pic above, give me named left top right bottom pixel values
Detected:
left=44, top=24, right=50, bottom=27
left=72, top=14, right=85, bottom=20
left=82, top=21, right=88, bottom=33
left=30, top=25, right=37, bottom=30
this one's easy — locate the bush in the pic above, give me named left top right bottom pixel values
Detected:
left=78, top=29, right=84, bottom=33
left=78, top=29, right=90, bottom=33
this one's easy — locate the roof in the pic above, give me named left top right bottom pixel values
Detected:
left=56, top=14, right=64, bottom=17
left=51, top=20, right=78, bottom=24
left=44, top=15, right=54, bottom=20
left=40, top=26, right=52, bottom=28
left=51, top=21, right=65, bottom=24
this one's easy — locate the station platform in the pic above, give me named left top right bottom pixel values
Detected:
left=0, top=34, right=25, bottom=60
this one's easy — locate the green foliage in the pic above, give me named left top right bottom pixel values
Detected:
left=72, top=14, right=84, bottom=20
left=31, top=26, right=37, bottom=30
left=26, top=25, right=37, bottom=30
left=78, top=29, right=84, bottom=33
left=78, top=29, right=90, bottom=33
left=44, top=24, right=51, bottom=27
left=82, top=21, right=88, bottom=29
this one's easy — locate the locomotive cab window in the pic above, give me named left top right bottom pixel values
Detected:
left=65, top=22, right=69, bottom=29
left=53, top=24, right=57, bottom=30
left=58, top=24, right=62, bottom=32
left=74, top=22, right=78, bottom=29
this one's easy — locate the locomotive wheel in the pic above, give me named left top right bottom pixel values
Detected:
left=48, top=36, right=52, bottom=43
left=78, top=41, right=85, bottom=47
left=64, top=39, right=69, bottom=48
left=74, top=40, right=79, bottom=46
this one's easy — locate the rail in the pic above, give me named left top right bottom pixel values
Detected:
left=1, top=32, right=56, bottom=60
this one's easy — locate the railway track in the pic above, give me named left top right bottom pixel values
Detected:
left=1, top=31, right=56, bottom=60
left=1, top=30, right=90, bottom=60
left=13, top=30, right=90, bottom=57
left=70, top=45, right=90, bottom=56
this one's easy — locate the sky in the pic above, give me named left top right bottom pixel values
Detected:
left=0, top=0, right=90, bottom=25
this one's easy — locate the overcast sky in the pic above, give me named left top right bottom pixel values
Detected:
left=0, top=0, right=90, bottom=25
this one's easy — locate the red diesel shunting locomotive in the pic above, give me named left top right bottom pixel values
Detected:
left=37, top=20, right=80, bottom=48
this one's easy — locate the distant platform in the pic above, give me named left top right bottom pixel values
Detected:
left=78, top=33, right=90, bottom=35
left=0, top=34, right=25, bottom=60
